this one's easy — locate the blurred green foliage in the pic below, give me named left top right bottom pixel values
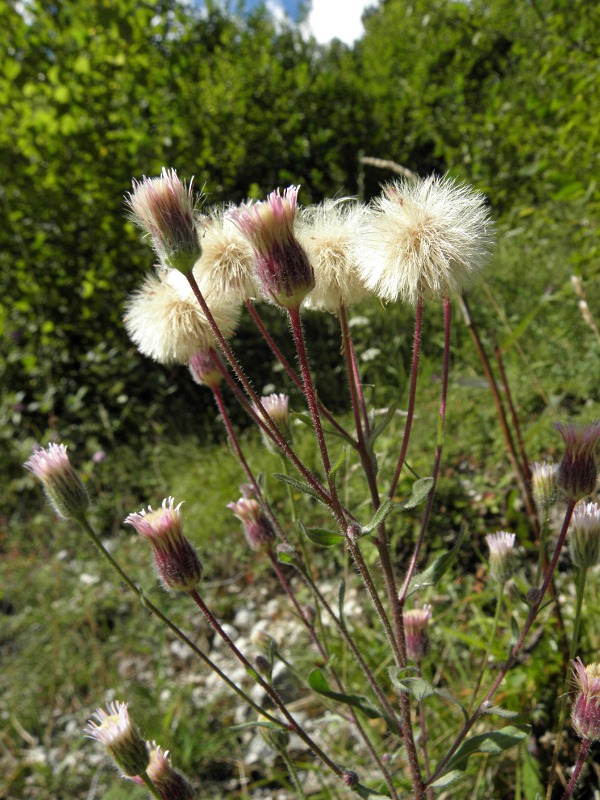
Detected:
left=1, top=0, right=598, bottom=496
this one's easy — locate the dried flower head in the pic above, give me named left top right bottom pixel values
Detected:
left=84, top=701, right=149, bottom=777
left=229, top=186, right=314, bottom=309
left=228, top=497, right=275, bottom=551
left=188, top=349, right=222, bottom=389
left=24, top=443, right=89, bottom=520
left=571, top=658, right=600, bottom=742
left=530, top=460, right=559, bottom=509
left=485, top=531, right=516, bottom=584
left=125, top=497, right=202, bottom=592
left=297, top=199, right=369, bottom=312
left=131, top=742, right=196, bottom=800
left=358, top=175, right=494, bottom=305
left=554, top=421, right=600, bottom=500
left=194, top=207, right=259, bottom=300
left=403, top=604, right=432, bottom=661
left=126, top=167, right=202, bottom=274
left=569, top=502, right=600, bottom=569
left=124, top=269, right=240, bottom=365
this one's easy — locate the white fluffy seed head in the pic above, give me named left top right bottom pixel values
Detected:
left=194, top=206, right=259, bottom=300
left=124, top=269, right=240, bottom=365
left=298, top=199, right=370, bottom=312
left=357, top=175, right=494, bottom=305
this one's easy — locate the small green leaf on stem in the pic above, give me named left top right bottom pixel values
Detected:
left=406, top=527, right=465, bottom=596
left=444, top=724, right=530, bottom=773
left=328, top=447, right=348, bottom=480
left=299, top=520, right=344, bottom=547
left=273, top=473, right=322, bottom=502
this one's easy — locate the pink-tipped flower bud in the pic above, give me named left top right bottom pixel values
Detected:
left=569, top=502, right=600, bottom=569
left=530, top=460, right=559, bottom=509
left=403, top=605, right=432, bottom=661
left=554, top=421, right=600, bottom=500
left=485, top=531, right=516, bottom=584
left=189, top=350, right=222, bottom=389
left=126, top=167, right=201, bottom=275
left=229, top=186, right=314, bottom=309
left=24, top=443, right=89, bottom=520
left=228, top=498, right=275, bottom=551
left=253, top=392, right=291, bottom=451
left=84, top=701, right=149, bottom=777
left=136, top=742, right=195, bottom=800
left=251, top=628, right=279, bottom=657
left=571, top=658, right=600, bottom=742
left=343, top=770, right=359, bottom=788
left=125, top=497, right=202, bottom=592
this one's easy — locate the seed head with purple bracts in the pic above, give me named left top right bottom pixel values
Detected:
left=229, top=186, right=314, bottom=309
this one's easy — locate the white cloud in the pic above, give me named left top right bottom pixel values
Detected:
left=303, top=0, right=374, bottom=44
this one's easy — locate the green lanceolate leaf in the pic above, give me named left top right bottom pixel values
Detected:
left=308, top=668, right=390, bottom=723
left=360, top=477, right=434, bottom=536
left=406, top=526, right=465, bottom=596
left=367, top=402, right=398, bottom=446
left=396, top=476, right=434, bottom=509
left=361, top=497, right=393, bottom=535
left=443, top=724, right=530, bottom=773
left=298, top=520, right=344, bottom=547
left=429, top=770, right=466, bottom=789
left=391, top=676, right=435, bottom=701
left=272, top=472, right=323, bottom=502
left=328, top=447, right=348, bottom=480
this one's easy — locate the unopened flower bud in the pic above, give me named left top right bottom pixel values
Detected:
left=228, top=498, right=275, bottom=551
left=485, top=531, right=516, bottom=584
left=24, top=443, right=89, bottom=520
left=303, top=604, right=316, bottom=627
left=229, top=186, right=314, bottom=309
left=255, top=654, right=272, bottom=678
left=569, top=502, right=600, bottom=569
left=554, top=421, right=600, bottom=500
left=253, top=393, right=291, bottom=451
left=530, top=460, right=558, bottom=509
left=343, top=770, right=359, bottom=787
left=126, top=168, right=201, bottom=275
left=189, top=350, right=222, bottom=389
left=571, top=658, right=600, bottom=742
left=130, top=742, right=195, bottom=800
left=251, top=629, right=279, bottom=658
left=403, top=605, right=432, bottom=661
left=85, top=701, right=149, bottom=777
left=125, top=497, right=202, bottom=592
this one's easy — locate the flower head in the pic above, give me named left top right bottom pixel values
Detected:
left=229, top=186, right=314, bottom=309
left=228, top=497, right=275, bottom=551
left=84, top=701, right=149, bottom=777
left=188, top=350, right=222, bottom=389
left=403, top=605, right=432, bottom=661
left=485, top=531, right=516, bottom=584
left=24, top=443, right=89, bottom=520
left=125, top=497, right=202, bottom=592
left=530, top=460, right=559, bottom=509
left=569, top=502, right=600, bottom=569
left=126, top=167, right=201, bottom=274
left=358, top=175, right=494, bottom=305
left=130, top=742, right=196, bottom=800
left=554, top=421, right=600, bottom=499
left=571, top=658, right=600, bottom=742
left=297, top=199, right=369, bottom=312
left=124, top=269, right=240, bottom=365
left=253, top=393, right=291, bottom=450
left=194, top=207, right=259, bottom=300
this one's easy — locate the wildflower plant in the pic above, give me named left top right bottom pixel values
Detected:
left=25, top=168, right=600, bottom=800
